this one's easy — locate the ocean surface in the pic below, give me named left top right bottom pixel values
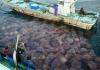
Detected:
left=0, top=0, right=100, bottom=56
left=76, top=0, right=100, bottom=56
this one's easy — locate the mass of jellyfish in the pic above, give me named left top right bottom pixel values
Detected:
left=0, top=17, right=100, bottom=70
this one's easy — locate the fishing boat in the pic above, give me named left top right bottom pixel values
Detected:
left=3, top=0, right=99, bottom=30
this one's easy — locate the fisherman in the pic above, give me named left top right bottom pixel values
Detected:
left=17, top=47, right=25, bottom=62
left=4, top=47, right=14, bottom=70
left=79, top=8, right=86, bottom=15
left=23, top=56, right=36, bottom=70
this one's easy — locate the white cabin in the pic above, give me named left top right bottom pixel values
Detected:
left=49, top=0, right=77, bottom=16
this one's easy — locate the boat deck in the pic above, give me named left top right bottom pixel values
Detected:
left=0, top=58, right=25, bottom=70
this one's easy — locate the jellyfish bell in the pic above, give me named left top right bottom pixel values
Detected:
left=59, top=56, right=67, bottom=64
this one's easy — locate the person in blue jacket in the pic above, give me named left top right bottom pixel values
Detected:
left=23, top=56, right=36, bottom=70
left=0, top=48, right=3, bottom=60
